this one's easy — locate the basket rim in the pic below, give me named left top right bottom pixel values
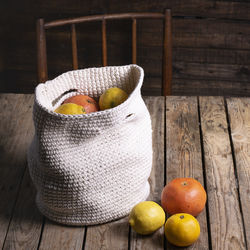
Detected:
left=34, top=64, right=144, bottom=119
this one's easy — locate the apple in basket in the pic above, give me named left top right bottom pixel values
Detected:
left=63, top=95, right=99, bottom=114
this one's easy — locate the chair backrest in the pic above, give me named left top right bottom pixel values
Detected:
left=36, top=10, right=172, bottom=95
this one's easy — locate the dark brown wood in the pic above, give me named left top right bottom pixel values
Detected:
left=71, top=24, right=78, bottom=70
left=172, top=18, right=250, bottom=50
left=172, top=79, right=250, bottom=97
left=132, top=18, right=137, bottom=64
left=36, top=19, right=48, bottom=83
left=44, top=13, right=164, bottom=29
left=102, top=19, right=107, bottom=66
left=36, top=11, right=172, bottom=96
left=3, top=1, right=250, bottom=95
left=173, top=62, right=250, bottom=83
left=106, top=0, right=250, bottom=20
left=173, top=48, right=250, bottom=65
left=162, top=9, right=172, bottom=96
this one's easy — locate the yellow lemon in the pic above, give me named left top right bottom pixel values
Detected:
left=54, top=103, right=86, bottom=115
left=165, top=213, right=200, bottom=247
left=99, top=87, right=128, bottom=110
left=129, top=201, right=165, bottom=235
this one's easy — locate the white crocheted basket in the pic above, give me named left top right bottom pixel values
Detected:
left=27, top=64, right=152, bottom=225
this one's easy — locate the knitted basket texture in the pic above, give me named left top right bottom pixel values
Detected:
left=27, top=64, right=152, bottom=225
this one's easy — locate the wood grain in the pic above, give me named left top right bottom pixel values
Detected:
left=162, top=9, right=172, bottom=96
left=226, top=97, right=250, bottom=249
left=106, top=0, right=250, bottom=20
left=39, top=220, right=85, bottom=250
left=172, top=79, right=250, bottom=97
left=199, top=96, right=246, bottom=250
left=173, top=18, right=250, bottom=50
left=173, top=62, right=250, bottom=83
left=165, top=96, right=209, bottom=250
left=1, top=94, right=250, bottom=249
left=0, top=94, right=35, bottom=248
left=3, top=170, right=43, bottom=250
left=173, top=48, right=250, bottom=66
left=129, top=96, right=165, bottom=250
left=84, top=218, right=129, bottom=250
left=3, top=7, right=250, bottom=95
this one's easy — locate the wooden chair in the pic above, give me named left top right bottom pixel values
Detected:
left=37, top=10, right=172, bottom=96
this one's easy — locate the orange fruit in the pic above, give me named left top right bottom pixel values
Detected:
left=99, top=87, right=128, bottom=110
left=161, top=178, right=207, bottom=216
left=165, top=213, right=200, bottom=247
left=63, top=95, right=99, bottom=114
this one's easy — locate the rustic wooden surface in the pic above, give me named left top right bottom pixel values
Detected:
left=0, top=94, right=249, bottom=250
left=166, top=96, right=208, bottom=250
left=1, top=1, right=250, bottom=96
left=199, top=97, right=246, bottom=249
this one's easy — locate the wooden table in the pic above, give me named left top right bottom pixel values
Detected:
left=0, top=94, right=249, bottom=250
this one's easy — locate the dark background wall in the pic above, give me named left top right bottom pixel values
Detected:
left=1, top=0, right=250, bottom=96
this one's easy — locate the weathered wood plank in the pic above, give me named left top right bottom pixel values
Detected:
left=138, top=47, right=250, bottom=66
left=144, top=97, right=165, bottom=204
left=107, top=0, right=250, bottom=20
left=0, top=94, right=35, bottom=248
left=173, top=19, right=250, bottom=50
left=84, top=218, right=129, bottom=250
left=3, top=169, right=43, bottom=250
left=3, top=0, right=250, bottom=21
left=173, top=62, right=250, bottom=83
left=165, top=96, right=209, bottom=249
left=39, top=219, right=85, bottom=250
left=173, top=48, right=250, bottom=66
left=226, top=97, right=250, bottom=249
left=172, top=79, right=250, bottom=97
left=0, top=93, right=87, bottom=250
left=136, top=18, right=250, bottom=50
left=129, top=96, right=165, bottom=250
left=199, top=96, right=246, bottom=250
left=3, top=13, right=250, bottom=96
left=13, top=19, right=250, bottom=69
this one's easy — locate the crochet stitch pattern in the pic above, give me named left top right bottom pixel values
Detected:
left=27, top=65, right=153, bottom=225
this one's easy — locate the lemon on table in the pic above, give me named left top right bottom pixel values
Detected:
left=129, top=201, right=165, bottom=235
left=165, top=213, right=200, bottom=247
left=99, top=87, right=128, bottom=110
left=54, top=103, right=86, bottom=115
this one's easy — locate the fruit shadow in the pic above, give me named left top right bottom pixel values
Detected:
left=131, top=227, right=165, bottom=248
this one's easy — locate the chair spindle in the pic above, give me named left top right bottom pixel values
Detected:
left=37, top=19, right=48, bottom=83
left=102, top=19, right=107, bottom=66
left=132, top=18, right=137, bottom=64
left=71, top=24, right=78, bottom=70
